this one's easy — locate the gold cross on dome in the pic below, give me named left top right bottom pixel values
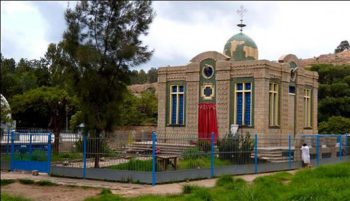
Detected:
left=236, top=5, right=247, bottom=21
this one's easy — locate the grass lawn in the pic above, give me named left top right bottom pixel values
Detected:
left=1, top=193, right=32, bottom=201
left=87, top=162, right=350, bottom=201
left=107, top=157, right=232, bottom=171
left=1, top=151, right=82, bottom=162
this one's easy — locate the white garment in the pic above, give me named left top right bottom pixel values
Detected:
left=300, top=145, right=310, bottom=164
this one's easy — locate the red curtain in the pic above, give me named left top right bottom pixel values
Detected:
left=198, top=103, right=218, bottom=142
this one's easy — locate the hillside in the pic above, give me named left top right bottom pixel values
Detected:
left=128, top=82, right=158, bottom=97
left=300, top=50, right=350, bottom=67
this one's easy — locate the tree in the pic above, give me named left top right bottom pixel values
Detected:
left=10, top=86, right=76, bottom=153
left=335, top=40, right=350, bottom=53
left=147, top=67, right=158, bottom=83
left=61, top=1, right=154, bottom=167
left=310, top=64, right=350, bottom=131
left=138, top=69, right=148, bottom=84
left=319, top=116, right=350, bottom=134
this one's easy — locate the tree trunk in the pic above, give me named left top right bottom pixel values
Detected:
left=54, top=131, right=60, bottom=153
left=94, top=131, right=101, bottom=168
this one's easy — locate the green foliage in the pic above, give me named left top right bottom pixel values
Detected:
left=35, top=180, right=57, bottom=186
left=108, top=159, right=158, bottom=172
left=87, top=162, right=350, bottom=201
left=1, top=179, right=15, bottom=186
left=216, top=175, right=234, bottom=187
left=309, top=64, right=350, bottom=133
left=99, top=188, right=112, bottom=195
left=217, top=133, right=254, bottom=164
left=196, top=140, right=211, bottom=153
left=70, top=111, right=83, bottom=131
left=119, top=90, right=157, bottom=126
left=185, top=186, right=213, bottom=201
left=129, top=68, right=158, bottom=84
left=182, top=185, right=200, bottom=194
left=84, top=194, right=125, bottom=201
left=1, top=193, right=33, bottom=201
left=19, top=179, right=35, bottom=185
left=319, top=116, right=350, bottom=134
left=181, top=147, right=202, bottom=160
left=334, top=40, right=350, bottom=53
left=61, top=1, right=154, bottom=133
left=10, top=86, right=72, bottom=129
left=51, top=152, right=83, bottom=162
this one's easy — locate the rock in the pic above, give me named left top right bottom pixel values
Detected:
left=100, top=157, right=105, bottom=161
left=32, top=170, right=39, bottom=176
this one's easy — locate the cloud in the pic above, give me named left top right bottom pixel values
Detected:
left=29, top=1, right=67, bottom=43
left=1, top=1, right=48, bottom=60
left=1, top=1, right=350, bottom=71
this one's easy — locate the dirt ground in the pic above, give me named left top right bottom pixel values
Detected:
left=1, top=182, right=101, bottom=201
left=1, top=170, right=296, bottom=201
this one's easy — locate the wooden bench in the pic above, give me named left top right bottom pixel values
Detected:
left=156, top=155, right=178, bottom=171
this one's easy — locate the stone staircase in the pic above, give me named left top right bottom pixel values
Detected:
left=251, top=146, right=295, bottom=163
left=126, top=141, right=195, bottom=155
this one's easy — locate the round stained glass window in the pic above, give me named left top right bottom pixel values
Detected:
left=202, top=64, right=214, bottom=79
left=204, top=86, right=213, bottom=97
left=201, top=84, right=215, bottom=100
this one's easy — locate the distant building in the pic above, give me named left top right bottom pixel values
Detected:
left=157, top=13, right=318, bottom=146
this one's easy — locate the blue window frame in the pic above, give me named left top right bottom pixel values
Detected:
left=234, top=82, right=252, bottom=126
left=170, top=85, right=185, bottom=125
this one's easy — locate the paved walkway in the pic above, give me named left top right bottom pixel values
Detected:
left=1, top=170, right=296, bottom=198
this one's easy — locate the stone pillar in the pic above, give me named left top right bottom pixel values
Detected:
left=157, top=69, right=167, bottom=138
left=216, top=61, right=231, bottom=138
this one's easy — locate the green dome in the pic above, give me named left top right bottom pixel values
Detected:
left=223, top=33, right=258, bottom=61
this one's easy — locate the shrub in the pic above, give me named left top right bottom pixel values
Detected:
left=216, top=175, right=234, bottom=186
left=183, top=185, right=198, bottom=194
left=181, top=147, right=202, bottom=160
left=217, top=133, right=254, bottom=164
left=100, top=188, right=112, bottom=195
left=197, top=140, right=211, bottom=153
left=35, top=180, right=57, bottom=186
left=19, top=179, right=35, bottom=185
left=1, top=179, right=15, bottom=186
left=189, top=187, right=213, bottom=201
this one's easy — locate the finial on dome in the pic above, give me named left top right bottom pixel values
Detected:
left=236, top=5, right=247, bottom=32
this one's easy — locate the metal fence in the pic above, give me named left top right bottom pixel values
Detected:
left=1, top=130, right=349, bottom=185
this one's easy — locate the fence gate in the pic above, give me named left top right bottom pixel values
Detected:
left=10, top=132, right=52, bottom=174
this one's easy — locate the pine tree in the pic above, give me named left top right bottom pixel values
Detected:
left=61, top=0, right=154, bottom=167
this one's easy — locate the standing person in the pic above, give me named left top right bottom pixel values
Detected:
left=300, top=143, right=311, bottom=168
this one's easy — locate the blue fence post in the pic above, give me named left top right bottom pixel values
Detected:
left=83, top=134, right=87, bottom=179
left=316, top=134, right=320, bottom=166
left=152, top=131, right=156, bottom=186
left=47, top=133, right=52, bottom=174
left=211, top=132, right=214, bottom=178
left=288, top=134, right=292, bottom=169
left=29, top=134, right=32, bottom=161
left=6, top=130, right=10, bottom=155
left=10, top=131, right=15, bottom=171
left=254, top=133, right=258, bottom=174
left=338, top=134, right=342, bottom=161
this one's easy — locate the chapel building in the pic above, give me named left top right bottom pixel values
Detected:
left=157, top=17, right=318, bottom=146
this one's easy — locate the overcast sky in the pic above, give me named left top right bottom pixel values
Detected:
left=2, top=1, right=350, bottom=71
